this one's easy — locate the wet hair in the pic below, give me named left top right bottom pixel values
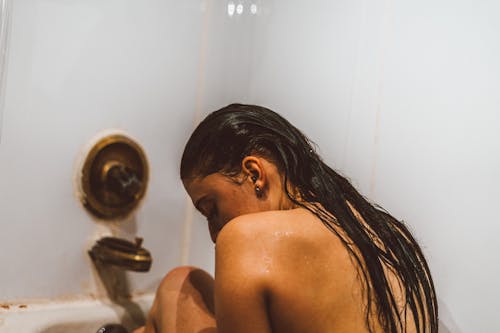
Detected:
left=180, top=103, right=438, bottom=333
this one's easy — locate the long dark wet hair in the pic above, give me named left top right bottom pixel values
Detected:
left=180, top=103, right=438, bottom=333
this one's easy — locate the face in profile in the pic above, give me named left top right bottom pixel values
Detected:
left=183, top=172, right=264, bottom=243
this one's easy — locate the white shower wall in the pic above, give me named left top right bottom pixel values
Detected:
left=1, top=1, right=499, bottom=332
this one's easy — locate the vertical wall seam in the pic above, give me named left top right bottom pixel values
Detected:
left=180, top=0, right=212, bottom=266
left=341, top=0, right=368, bottom=171
left=180, top=195, right=194, bottom=265
left=194, top=0, right=211, bottom=125
left=369, top=0, right=393, bottom=198
left=0, top=0, right=12, bottom=145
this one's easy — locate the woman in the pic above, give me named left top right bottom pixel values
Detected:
left=134, top=104, right=438, bottom=333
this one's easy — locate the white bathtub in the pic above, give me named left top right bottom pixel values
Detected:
left=0, top=294, right=154, bottom=333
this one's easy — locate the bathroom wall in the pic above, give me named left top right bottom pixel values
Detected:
left=243, top=1, right=500, bottom=332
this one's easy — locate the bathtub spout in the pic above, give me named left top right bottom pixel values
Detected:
left=89, top=236, right=152, bottom=272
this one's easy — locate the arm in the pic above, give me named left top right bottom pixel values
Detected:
left=214, top=218, right=273, bottom=333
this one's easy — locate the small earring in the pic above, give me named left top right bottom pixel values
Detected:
left=255, top=185, right=263, bottom=197
left=251, top=175, right=257, bottom=183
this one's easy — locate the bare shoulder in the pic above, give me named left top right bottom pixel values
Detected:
left=215, top=210, right=295, bottom=266
left=219, top=207, right=327, bottom=235
left=216, top=208, right=326, bottom=251
left=215, top=208, right=344, bottom=275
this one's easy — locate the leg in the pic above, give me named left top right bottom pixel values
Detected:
left=134, top=266, right=216, bottom=333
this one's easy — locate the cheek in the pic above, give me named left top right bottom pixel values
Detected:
left=218, top=188, right=259, bottom=221
left=216, top=200, right=240, bottom=223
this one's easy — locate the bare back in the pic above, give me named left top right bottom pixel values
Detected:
left=215, top=207, right=411, bottom=333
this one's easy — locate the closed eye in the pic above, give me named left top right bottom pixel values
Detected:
left=206, top=205, right=218, bottom=221
left=195, top=197, right=217, bottom=220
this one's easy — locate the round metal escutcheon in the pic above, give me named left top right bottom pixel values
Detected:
left=81, top=134, right=148, bottom=220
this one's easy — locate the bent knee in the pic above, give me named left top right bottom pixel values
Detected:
left=158, top=266, right=213, bottom=294
left=157, top=266, right=214, bottom=313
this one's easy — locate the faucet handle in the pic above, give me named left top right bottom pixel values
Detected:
left=102, top=161, right=143, bottom=201
left=89, top=236, right=152, bottom=272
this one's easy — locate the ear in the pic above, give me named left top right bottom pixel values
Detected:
left=241, top=156, right=267, bottom=189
